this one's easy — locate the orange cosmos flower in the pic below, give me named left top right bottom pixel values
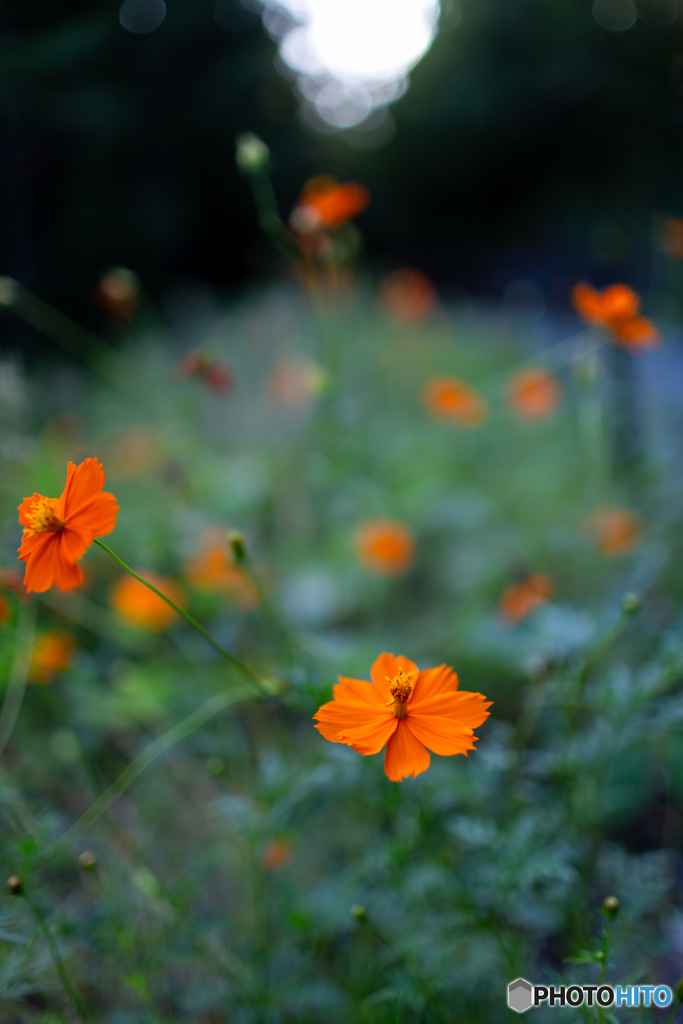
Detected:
left=355, top=520, right=414, bottom=576
left=378, top=268, right=437, bottom=323
left=424, top=377, right=488, bottom=427
left=111, top=572, right=185, bottom=631
left=185, top=533, right=258, bottom=610
left=29, top=631, right=75, bottom=684
left=589, top=506, right=642, bottom=557
left=499, top=573, right=553, bottom=625
left=290, top=177, right=370, bottom=233
left=572, top=282, right=659, bottom=351
left=507, top=368, right=561, bottom=420
left=18, top=458, right=119, bottom=594
left=314, top=653, right=492, bottom=782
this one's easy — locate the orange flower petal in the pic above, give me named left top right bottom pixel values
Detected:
left=410, top=664, right=459, bottom=702
left=384, top=720, right=430, bottom=781
left=314, top=676, right=392, bottom=743
left=337, top=716, right=399, bottom=755
left=60, top=458, right=106, bottom=518
left=507, top=368, right=561, bottom=420
left=573, top=282, right=640, bottom=323
left=22, top=534, right=58, bottom=593
left=409, top=689, right=493, bottom=727
left=68, top=492, right=119, bottom=538
left=611, top=315, right=659, bottom=349
left=58, top=526, right=90, bottom=565
left=53, top=556, right=84, bottom=592
left=405, top=714, right=481, bottom=757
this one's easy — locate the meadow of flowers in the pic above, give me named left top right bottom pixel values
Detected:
left=1, top=154, right=683, bottom=1023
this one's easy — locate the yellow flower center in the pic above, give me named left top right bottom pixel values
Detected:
left=386, top=668, right=416, bottom=718
left=26, top=498, right=65, bottom=535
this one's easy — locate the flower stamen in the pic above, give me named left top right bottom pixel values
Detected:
left=26, top=498, right=65, bottom=536
left=386, top=668, right=416, bottom=718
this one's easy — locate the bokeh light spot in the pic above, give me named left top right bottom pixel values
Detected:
left=119, top=0, right=167, bottom=34
left=592, top=0, right=637, bottom=32
left=256, top=0, right=441, bottom=131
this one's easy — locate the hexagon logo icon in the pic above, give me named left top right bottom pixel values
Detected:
left=508, top=978, right=533, bottom=1013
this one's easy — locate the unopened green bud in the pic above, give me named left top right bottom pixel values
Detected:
left=236, top=133, right=270, bottom=175
left=5, top=876, right=23, bottom=895
left=227, top=530, right=246, bottom=565
left=622, top=593, right=640, bottom=614
left=78, top=851, right=97, bottom=873
left=350, top=904, right=367, bottom=923
left=602, top=895, right=619, bottom=918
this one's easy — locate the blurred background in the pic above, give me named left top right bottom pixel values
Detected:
left=2, top=0, right=683, bottom=344
left=3, top=3, right=683, bottom=1021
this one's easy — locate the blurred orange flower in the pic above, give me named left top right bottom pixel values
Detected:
left=378, top=268, right=437, bottom=323
left=499, top=574, right=553, bottom=625
left=177, top=350, right=233, bottom=395
left=290, top=177, right=370, bottom=233
left=267, top=358, right=327, bottom=408
left=18, top=458, right=119, bottom=594
left=261, top=838, right=292, bottom=870
left=355, top=521, right=414, bottom=576
left=0, top=595, right=9, bottom=626
left=185, top=533, right=258, bottom=610
left=107, top=426, right=165, bottom=478
left=589, top=507, right=643, bottom=557
left=572, top=282, right=659, bottom=351
left=507, top=368, right=561, bottom=420
left=660, top=217, right=683, bottom=260
left=95, top=267, right=139, bottom=320
left=313, top=653, right=492, bottom=782
left=424, top=377, right=488, bottom=427
left=29, top=632, right=75, bottom=685
left=111, top=572, right=185, bottom=631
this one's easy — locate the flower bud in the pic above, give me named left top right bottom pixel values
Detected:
left=235, top=133, right=270, bottom=175
left=227, top=530, right=246, bottom=565
left=5, top=875, right=23, bottom=896
left=350, top=903, right=367, bottom=923
left=602, top=895, right=619, bottom=918
left=78, top=851, right=97, bottom=873
left=622, top=592, right=640, bottom=614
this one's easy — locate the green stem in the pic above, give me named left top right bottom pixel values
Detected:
left=8, top=284, right=121, bottom=383
left=0, top=600, right=36, bottom=759
left=22, top=891, right=90, bottom=1023
left=596, top=918, right=611, bottom=1024
left=39, top=683, right=254, bottom=865
left=93, top=539, right=268, bottom=696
